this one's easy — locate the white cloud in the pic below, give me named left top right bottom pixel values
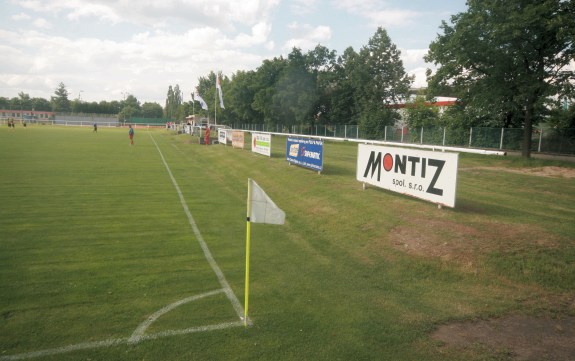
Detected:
left=408, top=67, right=428, bottom=88
left=0, top=24, right=268, bottom=103
left=333, top=0, right=421, bottom=28
left=400, top=48, right=428, bottom=68
left=15, top=0, right=280, bottom=28
left=283, top=22, right=332, bottom=51
left=12, top=12, right=31, bottom=21
left=33, top=18, right=52, bottom=29
left=290, top=0, right=320, bottom=15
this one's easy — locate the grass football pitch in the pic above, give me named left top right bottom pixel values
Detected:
left=0, top=125, right=574, bottom=360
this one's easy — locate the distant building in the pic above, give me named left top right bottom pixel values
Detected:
left=0, top=109, right=55, bottom=121
left=386, top=96, right=459, bottom=127
left=387, top=96, right=458, bottom=113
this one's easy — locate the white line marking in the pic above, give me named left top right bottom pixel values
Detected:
left=0, top=339, right=126, bottom=361
left=137, top=320, right=245, bottom=341
left=148, top=132, right=250, bottom=325
left=129, top=289, right=224, bottom=343
left=0, top=133, right=251, bottom=361
left=0, top=320, right=243, bottom=361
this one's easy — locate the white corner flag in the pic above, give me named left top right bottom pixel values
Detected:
left=244, top=178, right=285, bottom=326
left=194, top=90, right=208, bottom=110
left=216, top=73, right=225, bottom=109
left=249, top=179, right=285, bottom=225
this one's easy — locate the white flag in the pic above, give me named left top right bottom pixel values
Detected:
left=249, top=179, right=285, bottom=225
left=194, top=91, right=208, bottom=110
left=216, top=73, right=225, bottom=109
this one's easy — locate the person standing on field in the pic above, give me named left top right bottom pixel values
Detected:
left=204, top=125, right=210, bottom=145
left=129, top=125, right=134, bottom=145
left=93, top=123, right=97, bottom=132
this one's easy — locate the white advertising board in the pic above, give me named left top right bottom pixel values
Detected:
left=218, top=129, right=230, bottom=145
left=356, top=144, right=458, bottom=207
left=251, top=132, right=272, bottom=157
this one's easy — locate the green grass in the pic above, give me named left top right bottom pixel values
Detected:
left=0, top=125, right=574, bottom=360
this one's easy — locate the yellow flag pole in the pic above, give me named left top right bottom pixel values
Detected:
left=244, top=178, right=252, bottom=326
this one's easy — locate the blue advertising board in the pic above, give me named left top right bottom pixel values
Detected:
left=286, top=137, right=323, bottom=172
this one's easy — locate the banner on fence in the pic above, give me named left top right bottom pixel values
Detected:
left=286, top=137, right=323, bottom=172
left=218, top=129, right=230, bottom=145
left=232, top=130, right=244, bottom=149
left=356, top=144, right=459, bottom=208
left=251, top=132, right=271, bottom=157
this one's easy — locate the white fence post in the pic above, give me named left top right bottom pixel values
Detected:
left=500, top=128, right=504, bottom=150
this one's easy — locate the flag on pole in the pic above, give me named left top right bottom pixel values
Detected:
left=249, top=179, right=285, bottom=225
left=244, top=178, right=285, bottom=326
left=194, top=90, right=208, bottom=110
left=216, top=73, right=225, bottom=109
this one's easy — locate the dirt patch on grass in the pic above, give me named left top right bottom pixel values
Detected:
left=432, top=314, right=575, bottom=360
left=390, top=217, right=560, bottom=272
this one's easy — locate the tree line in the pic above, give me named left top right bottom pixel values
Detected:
left=2, top=0, right=573, bottom=157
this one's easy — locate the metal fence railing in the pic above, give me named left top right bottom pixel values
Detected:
left=233, top=124, right=575, bottom=155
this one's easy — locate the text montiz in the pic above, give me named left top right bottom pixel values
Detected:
left=362, top=151, right=445, bottom=196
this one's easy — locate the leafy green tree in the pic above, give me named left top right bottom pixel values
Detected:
left=226, top=70, right=261, bottom=125
left=325, top=47, right=361, bottom=125
left=426, top=0, right=575, bottom=157
left=404, top=95, right=440, bottom=128
left=18, top=92, right=31, bottom=110
left=142, top=102, right=163, bottom=118
left=51, top=82, right=71, bottom=112
left=119, top=94, right=141, bottom=122
left=272, top=48, right=319, bottom=127
left=251, top=57, right=288, bottom=126
left=165, top=85, right=183, bottom=119
left=30, top=98, right=52, bottom=111
left=354, top=27, right=413, bottom=138
left=305, top=45, right=339, bottom=125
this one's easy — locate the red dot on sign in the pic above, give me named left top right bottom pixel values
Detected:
left=383, top=153, right=393, bottom=171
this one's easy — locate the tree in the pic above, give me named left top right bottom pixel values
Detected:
left=354, top=27, right=413, bottom=138
left=141, top=102, right=163, bottom=118
left=227, top=70, right=260, bottom=125
left=165, top=85, right=183, bottom=119
left=18, top=92, right=31, bottom=110
left=403, top=95, right=440, bottom=128
left=272, top=48, right=318, bottom=127
left=119, top=94, right=141, bottom=122
left=426, top=0, right=575, bottom=157
left=51, top=82, right=71, bottom=112
left=251, top=57, right=288, bottom=126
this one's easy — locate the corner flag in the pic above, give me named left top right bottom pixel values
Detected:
left=249, top=179, right=285, bottom=225
left=244, top=179, right=285, bottom=325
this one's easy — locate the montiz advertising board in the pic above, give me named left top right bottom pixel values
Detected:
left=356, top=144, right=459, bottom=208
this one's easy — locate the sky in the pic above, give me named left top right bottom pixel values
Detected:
left=0, top=0, right=468, bottom=105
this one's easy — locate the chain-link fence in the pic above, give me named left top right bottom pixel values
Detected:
left=234, top=124, right=575, bottom=155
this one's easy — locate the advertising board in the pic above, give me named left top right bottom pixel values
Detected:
left=232, top=131, right=244, bottom=149
left=286, top=137, right=323, bottom=172
left=251, top=132, right=272, bottom=157
left=356, top=144, right=458, bottom=207
left=218, top=129, right=230, bottom=145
